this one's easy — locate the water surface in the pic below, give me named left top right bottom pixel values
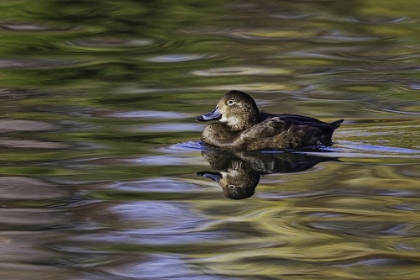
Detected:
left=1, top=1, right=420, bottom=279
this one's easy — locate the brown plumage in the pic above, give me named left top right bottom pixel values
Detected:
left=197, top=90, right=343, bottom=151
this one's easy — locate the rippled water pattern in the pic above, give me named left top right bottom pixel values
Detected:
left=1, top=1, right=420, bottom=279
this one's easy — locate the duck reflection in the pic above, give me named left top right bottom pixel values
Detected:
left=198, top=151, right=337, bottom=199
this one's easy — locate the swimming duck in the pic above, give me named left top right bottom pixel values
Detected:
left=197, top=90, right=343, bottom=151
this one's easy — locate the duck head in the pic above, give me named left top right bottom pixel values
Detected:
left=197, top=90, right=260, bottom=131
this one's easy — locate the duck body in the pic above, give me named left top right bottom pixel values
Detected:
left=197, top=90, right=343, bottom=151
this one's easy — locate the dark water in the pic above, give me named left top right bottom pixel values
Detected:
left=1, top=1, right=420, bottom=279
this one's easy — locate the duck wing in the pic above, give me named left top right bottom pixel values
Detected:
left=241, top=117, right=289, bottom=139
left=239, top=115, right=344, bottom=149
left=260, top=113, right=343, bottom=130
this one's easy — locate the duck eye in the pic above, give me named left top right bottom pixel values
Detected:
left=227, top=100, right=235, bottom=106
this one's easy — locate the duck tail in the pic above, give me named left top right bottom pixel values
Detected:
left=331, top=119, right=344, bottom=129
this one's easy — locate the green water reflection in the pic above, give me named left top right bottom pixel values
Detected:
left=0, top=0, right=420, bottom=279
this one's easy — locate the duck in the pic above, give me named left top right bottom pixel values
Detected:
left=196, top=90, right=343, bottom=151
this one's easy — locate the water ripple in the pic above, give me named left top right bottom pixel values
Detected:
left=191, top=66, right=290, bottom=76
left=134, top=123, right=203, bottom=132
left=229, top=29, right=376, bottom=42
left=107, top=110, right=191, bottom=119
left=0, top=58, right=78, bottom=69
left=68, top=38, right=154, bottom=48
left=0, top=137, right=68, bottom=149
left=383, top=104, right=420, bottom=115
left=0, top=22, right=72, bottom=31
left=346, top=16, right=410, bottom=24
left=0, top=120, right=58, bottom=132
left=145, top=54, right=213, bottom=63
left=162, top=141, right=206, bottom=152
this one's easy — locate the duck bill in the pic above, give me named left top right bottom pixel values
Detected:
left=196, top=107, right=222, bottom=122
left=197, top=171, right=222, bottom=183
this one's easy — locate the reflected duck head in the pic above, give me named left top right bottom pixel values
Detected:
left=197, top=90, right=260, bottom=131
left=198, top=160, right=260, bottom=200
